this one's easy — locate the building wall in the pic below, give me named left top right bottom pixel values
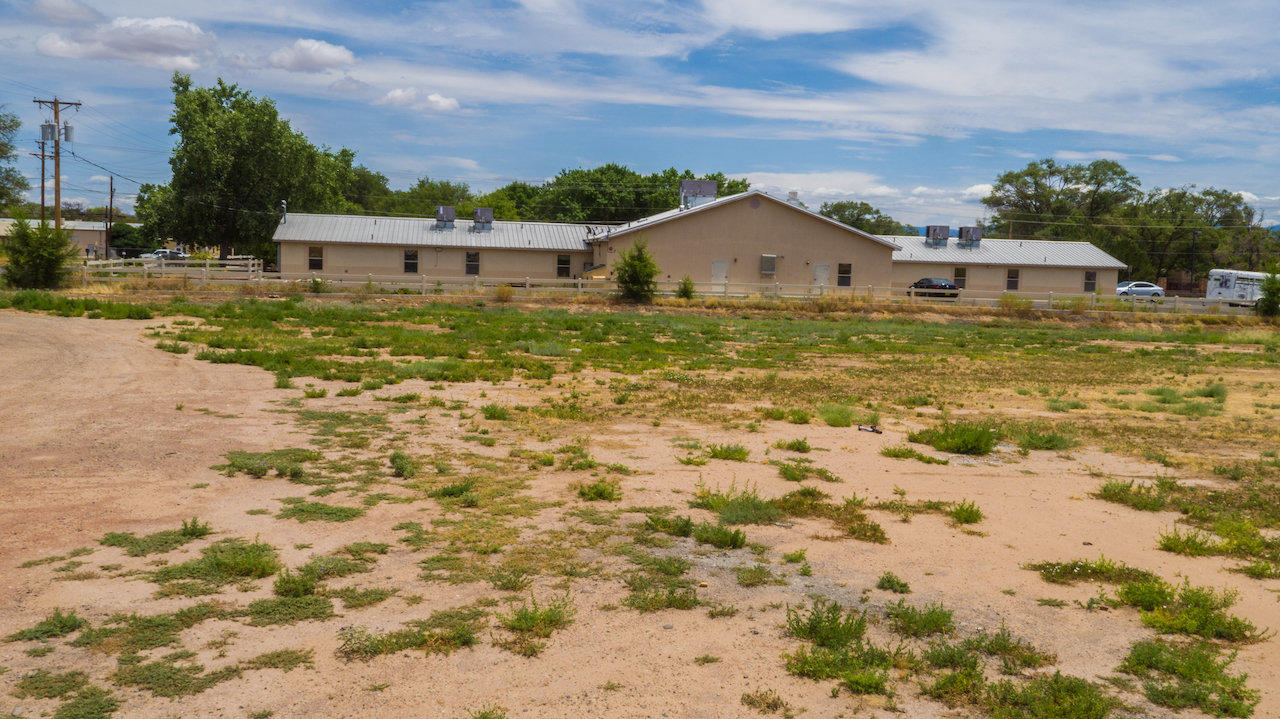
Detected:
left=279, top=242, right=593, bottom=280
left=590, top=196, right=895, bottom=288
left=891, top=262, right=1120, bottom=295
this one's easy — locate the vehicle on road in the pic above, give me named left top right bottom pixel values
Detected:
left=1116, top=281, right=1164, bottom=299
left=907, top=277, right=960, bottom=298
left=1206, top=268, right=1270, bottom=306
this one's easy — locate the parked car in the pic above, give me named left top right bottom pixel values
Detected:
left=908, top=277, right=960, bottom=298
left=1116, top=281, right=1164, bottom=299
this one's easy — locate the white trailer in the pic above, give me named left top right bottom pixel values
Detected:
left=1206, top=268, right=1271, bottom=305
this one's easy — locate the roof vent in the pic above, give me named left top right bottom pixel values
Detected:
left=435, top=206, right=455, bottom=230
left=473, top=207, right=494, bottom=232
left=787, top=191, right=802, bottom=206
left=957, top=226, right=982, bottom=249
left=679, top=179, right=718, bottom=209
left=925, top=225, right=949, bottom=248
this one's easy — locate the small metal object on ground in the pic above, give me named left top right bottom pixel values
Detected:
left=858, top=425, right=883, bottom=434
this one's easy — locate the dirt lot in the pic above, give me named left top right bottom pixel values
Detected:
left=0, top=306, right=1277, bottom=719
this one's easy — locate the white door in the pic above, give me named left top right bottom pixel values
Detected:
left=711, top=259, right=729, bottom=293
left=813, top=263, right=830, bottom=287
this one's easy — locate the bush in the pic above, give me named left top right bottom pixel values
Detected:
left=1, top=217, right=79, bottom=289
left=1257, top=269, right=1280, bottom=318
left=273, top=568, right=317, bottom=597
left=614, top=239, right=659, bottom=303
left=908, top=421, right=999, bottom=455
left=493, top=284, right=514, bottom=303
left=675, top=275, right=695, bottom=299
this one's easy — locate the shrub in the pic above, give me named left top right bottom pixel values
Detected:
left=706, top=443, right=749, bottom=461
left=0, top=217, right=79, bottom=289
left=880, top=445, right=949, bottom=464
left=389, top=449, right=418, bottom=478
left=1256, top=268, right=1280, bottom=318
left=908, top=421, right=999, bottom=456
left=785, top=599, right=867, bottom=649
left=6, top=609, right=86, bottom=641
left=481, top=403, right=512, bottom=420
left=1118, top=638, right=1260, bottom=716
left=615, top=239, right=659, bottom=303
left=273, top=568, right=317, bottom=597
left=675, top=275, right=695, bottom=299
left=948, top=500, right=983, bottom=525
left=577, top=479, right=622, bottom=501
left=774, top=438, right=811, bottom=453
left=691, top=522, right=746, bottom=549
left=493, top=284, right=514, bottom=303
left=885, top=600, right=953, bottom=637
left=876, top=571, right=911, bottom=594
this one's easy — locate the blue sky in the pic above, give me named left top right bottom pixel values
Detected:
left=2, top=0, right=1279, bottom=226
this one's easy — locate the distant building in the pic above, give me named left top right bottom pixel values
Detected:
left=270, top=183, right=1127, bottom=296
left=0, top=218, right=141, bottom=260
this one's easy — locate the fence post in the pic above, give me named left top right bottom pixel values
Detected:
left=81, top=263, right=88, bottom=286
left=1048, top=291, right=1053, bottom=310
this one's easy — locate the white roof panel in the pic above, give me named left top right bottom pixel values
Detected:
left=887, top=236, right=1126, bottom=269
left=273, top=213, right=602, bottom=251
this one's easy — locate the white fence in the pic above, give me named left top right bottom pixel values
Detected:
left=76, top=261, right=1256, bottom=316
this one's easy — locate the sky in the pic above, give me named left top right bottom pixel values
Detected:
left=1, top=0, right=1279, bottom=227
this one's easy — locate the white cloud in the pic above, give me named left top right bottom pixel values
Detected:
left=268, top=38, right=354, bottom=73
left=30, top=0, right=102, bottom=25
left=37, top=16, right=211, bottom=70
left=87, top=175, right=109, bottom=183
left=1054, top=150, right=1184, bottom=164
left=374, top=87, right=460, bottom=112
left=737, top=169, right=992, bottom=226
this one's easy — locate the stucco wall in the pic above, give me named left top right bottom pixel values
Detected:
left=279, top=242, right=592, bottom=280
left=591, top=196, right=896, bottom=288
left=892, top=262, right=1119, bottom=295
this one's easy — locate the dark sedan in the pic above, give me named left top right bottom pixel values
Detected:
left=908, top=277, right=960, bottom=298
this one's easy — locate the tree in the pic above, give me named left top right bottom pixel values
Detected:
left=676, top=275, right=695, bottom=299
left=1257, top=270, right=1280, bottom=318
left=108, top=222, right=156, bottom=254
left=819, top=201, right=915, bottom=235
left=0, top=106, right=28, bottom=210
left=982, top=158, right=1141, bottom=240
left=157, top=73, right=359, bottom=259
left=1, top=216, right=78, bottom=288
left=614, top=239, right=659, bottom=303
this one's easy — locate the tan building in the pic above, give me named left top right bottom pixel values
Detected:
left=269, top=185, right=1126, bottom=296
left=0, top=218, right=139, bottom=260
left=272, top=211, right=596, bottom=280
left=588, top=189, right=900, bottom=290
left=888, top=234, right=1125, bottom=296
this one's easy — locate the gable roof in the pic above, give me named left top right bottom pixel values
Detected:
left=594, top=190, right=902, bottom=250
left=272, top=213, right=603, bottom=252
left=887, top=236, right=1127, bottom=269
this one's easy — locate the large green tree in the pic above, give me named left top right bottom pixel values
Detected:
left=0, top=106, right=29, bottom=210
left=154, top=73, right=359, bottom=258
left=1, top=216, right=78, bottom=288
left=982, top=158, right=1141, bottom=240
left=818, top=201, right=915, bottom=236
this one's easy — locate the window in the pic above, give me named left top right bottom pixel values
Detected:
left=837, top=263, right=852, bottom=287
left=556, top=254, right=571, bottom=278
left=1006, top=268, right=1020, bottom=291
left=307, top=246, right=323, bottom=271
left=404, top=249, right=418, bottom=274
left=1083, top=270, right=1097, bottom=293
left=953, top=267, right=967, bottom=289
left=465, top=251, right=480, bottom=275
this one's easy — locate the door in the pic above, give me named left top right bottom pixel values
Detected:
left=813, top=263, right=830, bottom=287
left=711, top=259, right=729, bottom=293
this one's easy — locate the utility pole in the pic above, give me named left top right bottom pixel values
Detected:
left=28, top=140, right=50, bottom=223
left=104, top=175, right=114, bottom=260
left=1191, top=229, right=1201, bottom=293
left=33, top=97, right=81, bottom=230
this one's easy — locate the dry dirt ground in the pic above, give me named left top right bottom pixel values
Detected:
left=0, top=309, right=1276, bottom=719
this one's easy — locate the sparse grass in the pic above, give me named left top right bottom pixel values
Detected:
left=99, top=517, right=211, bottom=557
left=786, top=409, right=811, bottom=425
left=692, top=484, right=782, bottom=525
left=773, top=438, right=811, bottom=453
left=1025, top=557, right=1159, bottom=586
left=741, top=688, right=794, bottom=716
left=151, top=538, right=280, bottom=591
left=498, top=595, right=575, bottom=643
left=577, top=479, right=622, bottom=502
left=276, top=500, right=364, bottom=523
left=6, top=609, right=86, bottom=642
left=694, top=654, right=721, bottom=664
left=1097, top=479, right=1168, bottom=511
left=948, top=500, right=984, bottom=525
left=243, top=596, right=335, bottom=626
left=243, top=648, right=314, bottom=672
left=303, top=388, right=328, bottom=398
left=337, top=620, right=478, bottom=661
left=876, top=571, right=911, bottom=594
left=12, top=669, right=89, bottom=698
left=706, top=443, right=750, bottom=461
left=1118, top=638, right=1259, bottom=717
left=52, top=686, right=121, bottom=719
left=817, top=404, right=876, bottom=428
left=880, top=445, right=949, bottom=464
left=272, top=569, right=317, bottom=597
left=480, top=404, right=512, bottom=420
left=1011, top=422, right=1077, bottom=451
left=330, top=587, right=395, bottom=609
left=735, top=564, right=779, bottom=587
left=770, top=459, right=840, bottom=482
left=885, top=600, right=953, bottom=637
left=691, top=523, right=747, bottom=549
left=908, top=421, right=999, bottom=456
left=782, top=549, right=807, bottom=563
left=786, top=599, right=867, bottom=648
left=389, top=449, right=418, bottom=478
left=156, top=340, right=189, bottom=354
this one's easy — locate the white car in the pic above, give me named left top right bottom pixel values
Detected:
left=1117, top=281, right=1164, bottom=299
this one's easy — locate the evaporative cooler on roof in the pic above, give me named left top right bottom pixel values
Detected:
left=473, top=207, right=494, bottom=231
left=925, top=225, right=949, bottom=248
left=679, top=179, right=718, bottom=209
left=957, top=226, right=982, bottom=249
left=435, top=206, right=455, bottom=229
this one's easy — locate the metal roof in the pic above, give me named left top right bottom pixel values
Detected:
left=887, top=236, right=1127, bottom=269
left=598, top=190, right=903, bottom=250
left=272, top=213, right=602, bottom=251
left=0, top=218, right=139, bottom=232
